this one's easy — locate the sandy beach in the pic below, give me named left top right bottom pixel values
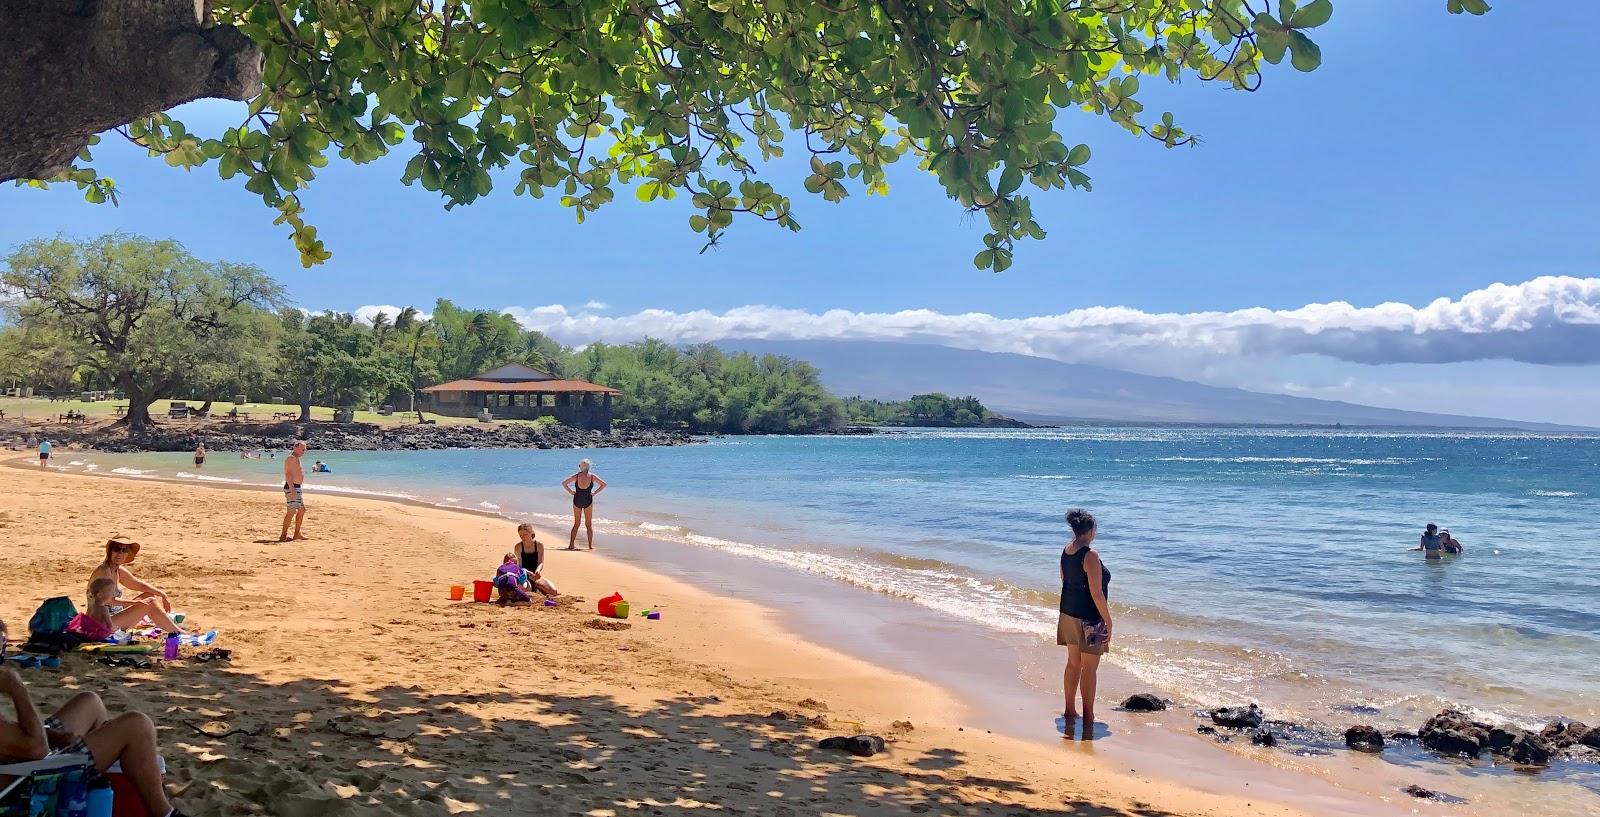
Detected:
left=0, top=462, right=1371, bottom=817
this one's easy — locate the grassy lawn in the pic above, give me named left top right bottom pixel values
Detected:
left=0, top=396, right=557, bottom=430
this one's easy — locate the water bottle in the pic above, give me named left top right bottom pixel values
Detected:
left=164, top=633, right=180, bottom=660
left=86, top=774, right=114, bottom=817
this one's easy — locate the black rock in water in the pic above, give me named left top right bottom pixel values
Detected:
left=1419, top=709, right=1489, bottom=758
left=818, top=735, right=886, bottom=757
left=1402, top=785, right=1437, bottom=800
left=1250, top=729, right=1278, bottom=747
left=1121, top=693, right=1168, bottom=712
left=1508, top=732, right=1554, bottom=766
left=1344, top=725, right=1385, bottom=752
left=1486, top=727, right=1518, bottom=754
left=1541, top=720, right=1594, bottom=749
left=1210, top=704, right=1265, bottom=729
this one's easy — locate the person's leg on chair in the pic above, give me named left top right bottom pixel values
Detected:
left=82, top=712, right=175, bottom=817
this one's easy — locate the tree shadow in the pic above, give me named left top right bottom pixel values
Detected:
left=25, top=658, right=1186, bottom=817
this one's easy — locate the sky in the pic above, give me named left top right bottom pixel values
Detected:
left=2, top=2, right=1598, bottom=425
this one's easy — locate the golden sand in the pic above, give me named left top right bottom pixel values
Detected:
left=0, top=464, right=1331, bottom=817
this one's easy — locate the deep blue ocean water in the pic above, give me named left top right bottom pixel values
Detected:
left=80, top=427, right=1600, bottom=734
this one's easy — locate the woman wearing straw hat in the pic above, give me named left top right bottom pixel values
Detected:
left=88, top=539, right=185, bottom=633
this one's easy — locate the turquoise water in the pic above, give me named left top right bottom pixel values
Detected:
left=77, top=427, right=1600, bottom=735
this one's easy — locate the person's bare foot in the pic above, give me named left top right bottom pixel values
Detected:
left=292, top=534, right=308, bottom=540
left=278, top=536, right=293, bottom=542
left=587, top=545, right=595, bottom=551
left=565, top=546, right=578, bottom=551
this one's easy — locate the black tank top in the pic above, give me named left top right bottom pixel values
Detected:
left=1060, top=546, right=1111, bottom=623
left=519, top=542, right=540, bottom=573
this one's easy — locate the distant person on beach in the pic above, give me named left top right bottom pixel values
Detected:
left=563, top=459, right=606, bottom=550
left=1415, top=523, right=1443, bottom=559
left=88, top=539, right=184, bottom=634
left=193, top=443, right=205, bottom=468
left=312, top=460, right=330, bottom=473
left=0, top=620, right=192, bottom=817
left=513, top=523, right=560, bottom=597
left=37, top=438, right=49, bottom=469
left=1058, top=508, right=1112, bottom=739
left=1441, top=529, right=1464, bottom=554
left=280, top=441, right=307, bottom=542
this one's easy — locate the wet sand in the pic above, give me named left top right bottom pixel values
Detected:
left=0, top=461, right=1541, bottom=817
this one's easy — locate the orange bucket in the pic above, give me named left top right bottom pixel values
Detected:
left=448, top=585, right=465, bottom=601
left=471, top=580, right=494, bottom=603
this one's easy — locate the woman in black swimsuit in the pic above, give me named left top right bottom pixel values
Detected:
left=562, top=459, right=606, bottom=550
left=513, top=523, right=559, bottom=596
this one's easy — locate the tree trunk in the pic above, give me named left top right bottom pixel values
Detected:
left=197, top=399, right=214, bottom=414
left=0, top=1, right=263, bottom=181
left=298, top=383, right=313, bottom=423
left=120, top=386, right=158, bottom=434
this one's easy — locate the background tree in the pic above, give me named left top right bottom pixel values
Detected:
left=0, top=325, right=92, bottom=395
left=3, top=2, right=1485, bottom=268
left=275, top=310, right=408, bottom=421
left=2, top=235, right=283, bottom=431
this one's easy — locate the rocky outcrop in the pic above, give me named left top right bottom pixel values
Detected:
left=1344, top=725, right=1384, bottom=753
left=1121, top=693, right=1168, bottom=712
left=1506, top=732, right=1553, bottom=766
left=1541, top=720, right=1595, bottom=750
left=1419, top=709, right=1489, bottom=757
left=3, top=419, right=695, bottom=453
left=818, top=735, right=886, bottom=757
left=1210, top=704, right=1264, bottom=729
left=1250, top=729, right=1277, bottom=747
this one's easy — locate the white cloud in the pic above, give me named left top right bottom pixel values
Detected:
left=582, top=300, right=609, bottom=311
left=356, top=276, right=1600, bottom=368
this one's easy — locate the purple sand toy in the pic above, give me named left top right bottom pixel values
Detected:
left=543, top=599, right=557, bottom=607
left=646, top=611, right=661, bottom=620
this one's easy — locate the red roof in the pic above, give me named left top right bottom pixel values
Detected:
left=422, top=378, right=620, bottom=394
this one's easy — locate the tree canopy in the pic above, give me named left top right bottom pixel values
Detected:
left=4, top=1, right=1488, bottom=269
left=1, top=235, right=285, bottom=431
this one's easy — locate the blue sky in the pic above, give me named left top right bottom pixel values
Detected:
left=3, top=2, right=1598, bottom=424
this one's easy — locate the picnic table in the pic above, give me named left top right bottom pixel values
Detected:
left=112, top=405, right=128, bottom=416
left=225, top=409, right=252, bottom=420
left=272, top=411, right=298, bottom=420
left=57, top=411, right=85, bottom=424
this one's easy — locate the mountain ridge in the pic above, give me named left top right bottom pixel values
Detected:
left=718, top=339, right=1592, bottom=433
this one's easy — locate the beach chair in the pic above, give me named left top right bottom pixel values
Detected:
left=1, top=751, right=160, bottom=817
left=0, top=751, right=92, bottom=812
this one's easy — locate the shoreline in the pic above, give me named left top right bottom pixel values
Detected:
left=3, top=460, right=1388, bottom=817
left=2, top=457, right=1535, bottom=817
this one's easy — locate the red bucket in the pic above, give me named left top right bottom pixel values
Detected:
left=472, top=580, right=494, bottom=603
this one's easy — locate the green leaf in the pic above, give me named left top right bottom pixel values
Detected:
left=973, top=249, right=995, bottom=269
left=1290, top=0, right=1333, bottom=28
left=1066, top=144, right=1091, bottom=166
left=1257, top=30, right=1290, bottom=64
left=998, top=166, right=1023, bottom=196
left=1288, top=31, right=1322, bottom=71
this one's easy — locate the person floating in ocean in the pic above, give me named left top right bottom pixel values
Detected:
left=0, top=619, right=193, bottom=817
left=1415, top=523, right=1443, bottom=559
left=563, top=458, right=606, bottom=551
left=37, top=438, right=49, bottom=469
left=1441, top=529, right=1464, bottom=554
left=88, top=539, right=185, bottom=634
left=193, top=443, right=205, bottom=469
left=513, top=522, right=560, bottom=597
left=280, top=440, right=308, bottom=542
left=312, top=460, right=331, bottom=473
left=1058, top=508, right=1112, bottom=740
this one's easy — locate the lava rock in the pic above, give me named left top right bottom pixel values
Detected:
left=1419, top=709, right=1489, bottom=758
left=1121, top=693, right=1168, bottom=712
left=1540, top=720, right=1594, bottom=750
left=1210, top=704, right=1265, bottom=729
left=1486, top=727, right=1518, bottom=754
left=1344, top=725, right=1385, bottom=753
left=1388, top=731, right=1419, bottom=741
left=818, top=735, right=886, bottom=757
left=1508, top=732, right=1554, bottom=766
left=1402, top=785, right=1437, bottom=800
left=1250, top=729, right=1278, bottom=747
left=1196, top=725, right=1216, bottom=735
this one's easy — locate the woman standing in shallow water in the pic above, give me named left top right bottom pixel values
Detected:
left=563, top=459, right=606, bottom=550
left=1058, top=508, right=1112, bottom=739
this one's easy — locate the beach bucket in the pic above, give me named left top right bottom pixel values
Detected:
left=471, top=581, right=494, bottom=603
left=610, top=601, right=631, bottom=619
left=448, top=585, right=465, bottom=601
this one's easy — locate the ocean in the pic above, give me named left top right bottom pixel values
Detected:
left=75, top=426, right=1600, bottom=801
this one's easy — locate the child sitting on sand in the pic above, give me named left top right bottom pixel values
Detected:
left=494, top=554, right=533, bottom=604
left=67, top=578, right=118, bottom=642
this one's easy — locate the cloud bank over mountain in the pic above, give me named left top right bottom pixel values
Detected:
left=412, top=276, right=1599, bottom=368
